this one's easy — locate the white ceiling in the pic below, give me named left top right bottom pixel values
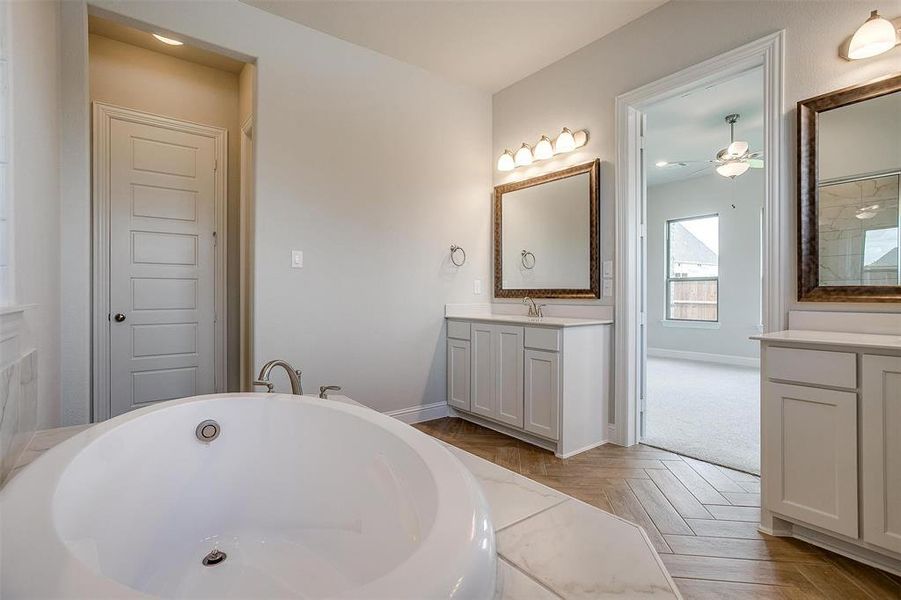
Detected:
left=645, top=67, right=764, bottom=186
left=242, top=0, right=666, bottom=93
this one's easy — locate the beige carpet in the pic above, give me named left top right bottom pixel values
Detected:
left=642, top=356, right=760, bottom=474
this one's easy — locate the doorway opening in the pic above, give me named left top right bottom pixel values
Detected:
left=639, top=69, right=765, bottom=473
left=88, top=14, right=256, bottom=420
left=613, top=33, right=787, bottom=471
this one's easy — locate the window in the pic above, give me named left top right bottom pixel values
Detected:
left=862, top=226, right=899, bottom=285
left=666, top=214, right=719, bottom=321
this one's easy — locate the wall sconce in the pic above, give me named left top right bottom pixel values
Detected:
left=496, top=127, right=589, bottom=171
left=840, top=9, right=899, bottom=60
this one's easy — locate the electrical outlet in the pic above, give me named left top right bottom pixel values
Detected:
left=603, top=260, right=613, bottom=278
left=291, top=250, right=303, bottom=269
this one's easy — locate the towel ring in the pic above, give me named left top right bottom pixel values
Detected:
left=521, top=250, right=536, bottom=270
left=450, top=245, right=466, bottom=267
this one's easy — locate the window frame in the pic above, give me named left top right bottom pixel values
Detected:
left=664, top=213, right=720, bottom=323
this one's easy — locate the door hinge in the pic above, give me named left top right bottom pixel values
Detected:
left=214, top=158, right=218, bottom=172
left=213, top=231, right=218, bottom=246
left=639, top=223, right=647, bottom=239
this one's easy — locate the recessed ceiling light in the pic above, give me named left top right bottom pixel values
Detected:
left=152, top=33, right=184, bottom=46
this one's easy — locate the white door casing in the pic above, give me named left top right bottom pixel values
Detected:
left=862, top=354, right=901, bottom=553
left=93, top=103, right=227, bottom=420
left=614, top=32, right=785, bottom=446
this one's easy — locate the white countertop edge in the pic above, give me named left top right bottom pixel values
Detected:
left=752, top=329, right=901, bottom=351
left=446, top=314, right=613, bottom=328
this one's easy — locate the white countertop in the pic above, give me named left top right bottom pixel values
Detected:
left=447, top=314, right=613, bottom=328
left=752, top=329, right=901, bottom=351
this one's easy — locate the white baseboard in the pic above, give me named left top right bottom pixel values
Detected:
left=648, top=347, right=759, bottom=368
left=384, top=401, right=448, bottom=424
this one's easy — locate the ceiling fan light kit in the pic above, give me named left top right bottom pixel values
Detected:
left=655, top=113, right=763, bottom=179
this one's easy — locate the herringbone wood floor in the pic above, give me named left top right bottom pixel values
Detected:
left=414, top=417, right=901, bottom=600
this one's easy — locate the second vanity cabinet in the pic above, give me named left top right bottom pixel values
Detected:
left=756, top=331, right=901, bottom=572
left=447, top=316, right=611, bottom=458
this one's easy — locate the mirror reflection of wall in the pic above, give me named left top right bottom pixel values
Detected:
left=501, top=172, right=590, bottom=290
left=816, top=90, right=901, bottom=287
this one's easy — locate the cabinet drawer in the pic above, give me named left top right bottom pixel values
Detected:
left=766, top=346, right=856, bottom=389
left=447, top=320, right=471, bottom=340
left=524, top=327, right=560, bottom=352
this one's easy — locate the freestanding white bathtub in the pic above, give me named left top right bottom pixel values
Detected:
left=1, top=394, right=496, bottom=598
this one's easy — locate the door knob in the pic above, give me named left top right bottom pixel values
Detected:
left=114, top=313, right=126, bottom=322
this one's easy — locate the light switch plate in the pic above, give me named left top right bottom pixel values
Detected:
left=603, top=260, right=613, bottom=278
left=603, top=278, right=613, bottom=297
left=291, top=250, right=303, bottom=269
left=473, top=279, right=482, bottom=295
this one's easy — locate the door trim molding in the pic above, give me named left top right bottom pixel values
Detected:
left=613, top=31, right=786, bottom=446
left=92, top=102, right=228, bottom=421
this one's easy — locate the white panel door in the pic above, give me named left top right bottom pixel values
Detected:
left=109, top=117, right=216, bottom=416
left=447, top=338, right=471, bottom=411
left=495, top=325, right=524, bottom=428
left=524, top=349, right=559, bottom=440
left=763, top=381, right=858, bottom=538
left=470, top=323, right=494, bottom=418
left=862, top=355, right=901, bottom=553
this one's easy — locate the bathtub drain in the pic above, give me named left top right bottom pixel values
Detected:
left=202, top=548, right=227, bottom=566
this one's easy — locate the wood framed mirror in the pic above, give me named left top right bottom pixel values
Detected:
left=798, top=74, right=901, bottom=302
left=494, top=159, right=599, bottom=299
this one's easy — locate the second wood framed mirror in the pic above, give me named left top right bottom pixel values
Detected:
left=798, top=74, right=901, bottom=302
left=494, top=160, right=600, bottom=299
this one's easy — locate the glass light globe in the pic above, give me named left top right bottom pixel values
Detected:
left=497, top=150, right=515, bottom=172
left=726, top=140, right=749, bottom=158
left=848, top=11, right=898, bottom=59
left=573, top=129, right=589, bottom=148
left=514, top=143, right=533, bottom=167
left=716, top=161, right=751, bottom=178
left=554, top=128, right=576, bottom=154
left=534, top=136, right=554, bottom=160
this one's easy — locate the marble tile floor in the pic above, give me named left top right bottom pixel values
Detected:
left=415, top=417, right=901, bottom=600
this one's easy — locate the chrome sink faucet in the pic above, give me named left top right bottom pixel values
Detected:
left=522, top=296, right=545, bottom=318
left=254, top=360, right=303, bottom=395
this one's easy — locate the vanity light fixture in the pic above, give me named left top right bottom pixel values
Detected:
left=554, top=128, right=577, bottom=154
left=534, top=136, right=554, bottom=160
left=495, top=127, right=589, bottom=171
left=514, top=143, right=534, bottom=167
left=843, top=10, right=899, bottom=60
left=152, top=33, right=184, bottom=46
left=497, top=149, right=516, bottom=172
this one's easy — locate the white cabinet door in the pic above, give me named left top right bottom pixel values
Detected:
left=470, top=323, right=495, bottom=418
left=763, top=382, right=858, bottom=538
left=862, top=355, right=901, bottom=553
left=495, top=325, right=524, bottom=428
left=524, top=349, right=559, bottom=440
left=447, top=338, right=471, bottom=411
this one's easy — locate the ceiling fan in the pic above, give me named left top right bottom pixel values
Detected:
left=655, top=113, right=764, bottom=179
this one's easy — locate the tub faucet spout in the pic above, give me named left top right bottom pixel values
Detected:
left=254, top=360, right=303, bottom=395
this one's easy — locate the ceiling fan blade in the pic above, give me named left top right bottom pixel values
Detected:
left=686, top=164, right=714, bottom=178
left=658, top=159, right=714, bottom=167
left=747, top=151, right=764, bottom=159
left=749, top=159, right=764, bottom=168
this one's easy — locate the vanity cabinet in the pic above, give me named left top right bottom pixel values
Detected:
left=447, top=316, right=611, bottom=458
left=862, top=355, right=901, bottom=554
left=756, top=331, right=901, bottom=573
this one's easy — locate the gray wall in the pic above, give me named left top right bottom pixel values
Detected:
left=8, top=0, right=61, bottom=428
left=492, top=0, right=901, bottom=316
left=58, top=0, right=492, bottom=422
left=647, top=172, right=764, bottom=360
